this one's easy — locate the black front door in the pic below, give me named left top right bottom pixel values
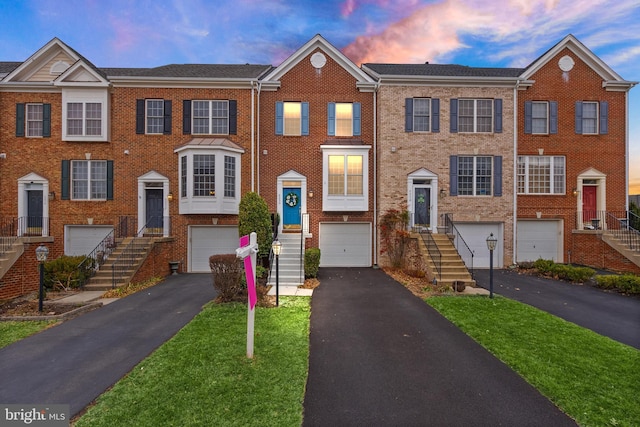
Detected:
left=414, top=187, right=430, bottom=228
left=146, top=189, right=163, bottom=230
left=27, top=190, right=43, bottom=232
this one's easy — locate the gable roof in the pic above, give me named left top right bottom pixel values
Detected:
left=520, top=34, right=636, bottom=91
left=260, top=34, right=376, bottom=92
left=103, top=64, right=272, bottom=79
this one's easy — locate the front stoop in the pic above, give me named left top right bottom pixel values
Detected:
left=414, top=232, right=475, bottom=288
left=601, top=231, right=640, bottom=269
left=268, top=232, right=304, bottom=287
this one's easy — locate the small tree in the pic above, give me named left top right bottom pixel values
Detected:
left=379, top=208, right=410, bottom=269
left=238, top=192, right=273, bottom=259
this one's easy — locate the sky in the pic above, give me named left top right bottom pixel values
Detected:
left=1, top=0, right=639, bottom=192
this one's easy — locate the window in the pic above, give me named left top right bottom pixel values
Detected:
left=458, top=156, right=492, bottom=196
left=26, top=104, right=43, bottom=137
left=531, top=102, right=548, bottom=134
left=405, top=98, right=440, bottom=133
left=224, top=156, right=236, bottom=197
left=412, top=98, right=431, bottom=132
left=322, top=145, right=370, bottom=211
left=71, top=160, right=107, bottom=200
left=458, top=99, right=492, bottom=133
left=193, top=154, right=215, bottom=196
left=180, top=156, right=187, bottom=197
left=146, top=100, right=164, bottom=134
left=328, top=102, right=361, bottom=137
left=193, top=100, right=228, bottom=135
left=67, top=102, right=102, bottom=136
left=276, top=101, right=309, bottom=136
left=517, top=156, right=565, bottom=194
left=576, top=101, right=608, bottom=135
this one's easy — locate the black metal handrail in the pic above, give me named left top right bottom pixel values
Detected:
left=605, top=211, right=640, bottom=252
left=419, top=231, right=441, bottom=281
left=575, top=210, right=626, bottom=230
left=0, top=217, right=19, bottom=257
left=443, top=213, right=474, bottom=278
left=77, top=229, right=118, bottom=288
left=111, top=218, right=158, bottom=288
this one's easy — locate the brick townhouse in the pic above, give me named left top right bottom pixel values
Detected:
left=0, top=34, right=636, bottom=299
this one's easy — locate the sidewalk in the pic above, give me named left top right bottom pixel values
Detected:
left=302, top=267, right=577, bottom=426
left=0, top=274, right=216, bottom=418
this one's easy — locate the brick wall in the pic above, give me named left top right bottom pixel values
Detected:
left=571, top=232, right=640, bottom=274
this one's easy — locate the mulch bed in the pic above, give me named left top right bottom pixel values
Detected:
left=0, top=291, right=89, bottom=319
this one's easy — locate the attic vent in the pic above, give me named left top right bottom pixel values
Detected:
left=310, top=52, right=326, bottom=69
left=50, top=60, right=70, bottom=75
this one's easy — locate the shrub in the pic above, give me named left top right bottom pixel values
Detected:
left=531, top=259, right=595, bottom=283
left=533, top=258, right=555, bottom=274
left=238, top=192, right=273, bottom=260
left=379, top=208, right=410, bottom=269
left=594, top=274, right=640, bottom=295
left=304, top=248, right=321, bottom=278
left=44, top=255, right=95, bottom=290
left=209, top=254, right=244, bottom=302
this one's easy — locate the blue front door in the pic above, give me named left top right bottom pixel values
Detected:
left=283, top=188, right=301, bottom=229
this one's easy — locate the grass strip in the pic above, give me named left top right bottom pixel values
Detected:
left=75, top=297, right=310, bottom=427
left=0, top=320, right=57, bottom=349
left=427, top=295, right=640, bottom=427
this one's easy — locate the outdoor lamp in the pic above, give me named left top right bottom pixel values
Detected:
left=35, top=244, right=49, bottom=312
left=486, top=233, right=497, bottom=299
left=271, top=239, right=282, bottom=306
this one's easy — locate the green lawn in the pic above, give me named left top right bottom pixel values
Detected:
left=75, top=297, right=310, bottom=427
left=427, top=295, right=640, bottom=427
left=0, top=320, right=57, bottom=348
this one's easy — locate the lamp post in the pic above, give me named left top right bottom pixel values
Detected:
left=271, top=239, right=282, bottom=307
left=486, top=233, right=497, bottom=299
left=35, top=244, right=49, bottom=312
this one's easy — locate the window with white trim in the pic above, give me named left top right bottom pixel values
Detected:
left=531, top=102, right=548, bottom=134
left=72, top=160, right=107, bottom=200
left=193, top=100, right=228, bottom=135
left=458, top=156, right=492, bottom=196
left=581, top=101, right=598, bottom=134
left=62, top=89, right=109, bottom=141
left=67, top=102, right=102, bottom=136
left=412, top=98, right=431, bottom=132
left=517, top=156, right=565, bottom=194
left=146, top=100, right=164, bottom=134
left=329, top=155, right=363, bottom=196
left=193, top=154, right=215, bottom=197
left=458, top=99, right=492, bottom=133
left=321, top=145, right=370, bottom=211
left=26, top=104, right=44, bottom=137
left=180, top=156, right=187, bottom=198
left=224, top=156, right=236, bottom=198
left=335, top=103, right=353, bottom=136
left=284, top=102, right=302, bottom=136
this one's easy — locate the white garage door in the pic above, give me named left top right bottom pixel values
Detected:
left=319, top=223, right=371, bottom=267
left=65, top=225, right=114, bottom=256
left=517, top=220, right=561, bottom=262
left=189, top=226, right=239, bottom=272
left=453, top=223, right=503, bottom=268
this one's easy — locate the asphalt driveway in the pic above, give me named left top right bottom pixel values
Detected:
left=473, top=268, right=640, bottom=350
left=303, top=267, right=577, bottom=426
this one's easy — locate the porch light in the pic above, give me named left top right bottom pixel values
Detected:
left=35, top=244, right=49, bottom=312
left=167, top=192, right=173, bottom=202
left=439, top=189, right=446, bottom=199
left=486, top=233, right=497, bottom=299
left=572, top=188, right=579, bottom=197
left=271, top=239, right=282, bottom=307
left=48, top=191, right=55, bottom=201
left=308, top=189, right=314, bottom=198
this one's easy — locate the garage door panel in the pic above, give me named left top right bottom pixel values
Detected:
left=517, top=220, right=560, bottom=262
left=454, top=223, right=503, bottom=268
left=65, top=226, right=114, bottom=256
left=189, top=226, right=239, bottom=272
left=320, top=223, right=371, bottom=267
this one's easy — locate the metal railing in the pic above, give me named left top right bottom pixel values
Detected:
left=443, top=213, right=474, bottom=278
left=0, top=217, right=19, bottom=257
left=574, top=210, right=626, bottom=230
left=418, top=231, right=441, bottom=281
left=300, top=213, right=308, bottom=284
left=111, top=219, right=156, bottom=288
left=77, top=229, right=118, bottom=288
left=17, top=216, right=49, bottom=237
left=604, top=211, right=640, bottom=252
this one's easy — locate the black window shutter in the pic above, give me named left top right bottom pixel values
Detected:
left=549, top=101, right=558, bottom=134
left=163, top=100, right=172, bottom=135
left=42, top=104, right=51, bottom=137
left=494, top=99, right=503, bottom=133
left=229, top=100, right=237, bottom=135
left=183, top=100, right=192, bottom=135
left=61, top=160, right=70, bottom=200
left=136, top=99, right=145, bottom=134
left=450, top=99, right=458, bottom=133
left=16, top=103, right=25, bottom=137
left=524, top=101, right=532, bottom=134
left=575, top=101, right=583, bottom=134
left=432, top=98, right=440, bottom=133
left=107, top=161, right=114, bottom=200
left=405, top=98, right=413, bottom=132
left=599, top=101, right=608, bottom=134
left=494, top=156, right=502, bottom=197
left=449, top=155, right=458, bottom=196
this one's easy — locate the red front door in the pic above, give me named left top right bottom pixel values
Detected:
left=582, top=186, right=597, bottom=222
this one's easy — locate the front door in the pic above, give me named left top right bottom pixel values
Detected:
left=146, top=189, right=163, bottom=231
left=283, top=188, right=301, bottom=229
left=582, top=186, right=597, bottom=223
left=414, top=187, right=431, bottom=229
left=27, top=190, right=43, bottom=234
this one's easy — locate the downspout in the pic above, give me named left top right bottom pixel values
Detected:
left=512, top=82, right=519, bottom=266
left=256, top=81, right=262, bottom=194
left=625, top=89, right=630, bottom=212
left=251, top=81, right=255, bottom=192
left=373, top=80, right=380, bottom=267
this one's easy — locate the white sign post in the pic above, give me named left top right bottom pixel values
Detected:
left=236, top=232, right=259, bottom=359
